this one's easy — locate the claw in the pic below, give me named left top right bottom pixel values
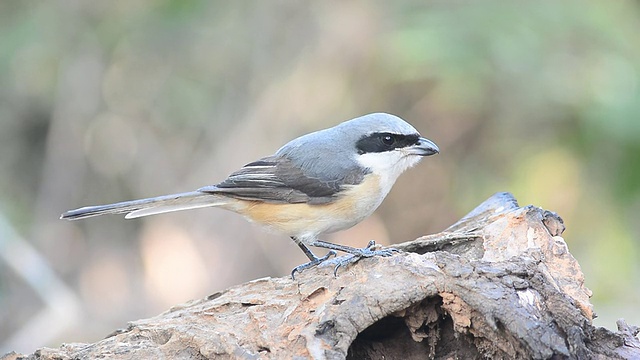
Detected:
left=333, top=256, right=359, bottom=276
left=332, top=241, right=401, bottom=276
left=291, top=250, right=336, bottom=279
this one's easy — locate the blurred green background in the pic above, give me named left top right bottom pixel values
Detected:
left=2, top=0, right=639, bottom=354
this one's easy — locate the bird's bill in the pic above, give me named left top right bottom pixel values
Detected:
left=406, top=137, right=439, bottom=156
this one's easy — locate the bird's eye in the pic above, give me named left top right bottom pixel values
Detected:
left=382, top=135, right=395, bottom=145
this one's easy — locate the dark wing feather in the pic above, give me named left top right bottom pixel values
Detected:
left=198, top=156, right=363, bottom=204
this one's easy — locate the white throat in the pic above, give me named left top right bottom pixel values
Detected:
left=356, top=150, right=423, bottom=199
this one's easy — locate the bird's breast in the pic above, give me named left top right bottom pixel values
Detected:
left=230, top=174, right=385, bottom=238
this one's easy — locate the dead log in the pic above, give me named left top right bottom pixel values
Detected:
left=5, top=192, right=640, bottom=359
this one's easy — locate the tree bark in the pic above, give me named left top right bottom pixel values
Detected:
left=5, top=192, right=640, bottom=359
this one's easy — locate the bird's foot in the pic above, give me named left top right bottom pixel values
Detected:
left=333, top=240, right=400, bottom=276
left=291, top=250, right=337, bottom=279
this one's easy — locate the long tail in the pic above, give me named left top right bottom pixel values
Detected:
left=60, top=191, right=227, bottom=220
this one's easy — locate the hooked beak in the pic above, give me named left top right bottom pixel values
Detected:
left=407, top=137, right=439, bottom=156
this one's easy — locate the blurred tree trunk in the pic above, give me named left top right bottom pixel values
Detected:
left=6, top=193, right=640, bottom=360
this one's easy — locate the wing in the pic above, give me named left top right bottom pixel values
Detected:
left=198, top=156, right=365, bottom=205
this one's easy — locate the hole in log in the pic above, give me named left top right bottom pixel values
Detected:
left=347, top=298, right=481, bottom=359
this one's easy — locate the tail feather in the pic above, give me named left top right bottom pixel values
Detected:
left=60, top=191, right=226, bottom=220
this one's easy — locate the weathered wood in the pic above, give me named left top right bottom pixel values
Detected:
left=6, top=192, right=640, bottom=359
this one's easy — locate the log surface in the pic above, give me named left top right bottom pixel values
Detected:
left=6, top=192, right=640, bottom=360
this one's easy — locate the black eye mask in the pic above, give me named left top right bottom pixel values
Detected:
left=355, top=132, right=421, bottom=154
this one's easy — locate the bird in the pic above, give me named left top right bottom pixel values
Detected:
left=61, top=113, right=439, bottom=277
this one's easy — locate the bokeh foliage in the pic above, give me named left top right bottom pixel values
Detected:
left=1, top=0, right=639, bottom=354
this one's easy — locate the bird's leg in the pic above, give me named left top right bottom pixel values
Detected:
left=311, top=239, right=399, bottom=257
left=309, top=239, right=400, bottom=276
left=290, top=236, right=336, bottom=279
